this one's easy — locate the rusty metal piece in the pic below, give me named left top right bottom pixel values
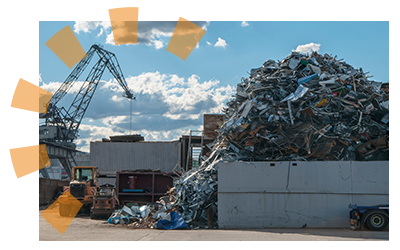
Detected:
left=313, top=141, right=335, bottom=158
left=341, top=99, right=361, bottom=108
left=300, top=107, right=316, bottom=118
left=249, top=126, right=264, bottom=138
left=356, top=135, right=388, bottom=154
left=350, top=135, right=361, bottom=144
left=285, top=146, right=298, bottom=154
left=338, top=139, right=349, bottom=146
left=306, top=130, right=314, bottom=154
left=303, top=144, right=320, bottom=158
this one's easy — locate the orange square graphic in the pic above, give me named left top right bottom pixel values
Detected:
left=40, top=191, right=83, bottom=234
left=167, top=17, right=206, bottom=60
left=45, top=25, right=87, bottom=68
left=109, top=7, right=139, bottom=45
left=11, top=79, right=52, bottom=114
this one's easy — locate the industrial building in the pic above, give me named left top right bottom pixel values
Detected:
left=88, top=114, right=225, bottom=186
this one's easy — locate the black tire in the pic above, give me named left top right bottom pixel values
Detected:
left=90, top=210, right=97, bottom=220
left=365, top=211, right=388, bottom=231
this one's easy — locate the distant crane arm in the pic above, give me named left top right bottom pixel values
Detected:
left=94, top=46, right=135, bottom=100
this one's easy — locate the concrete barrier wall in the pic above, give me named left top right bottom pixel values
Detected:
left=218, top=161, right=389, bottom=229
left=39, top=178, right=70, bottom=205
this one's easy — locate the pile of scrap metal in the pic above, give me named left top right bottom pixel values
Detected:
left=110, top=51, right=389, bottom=229
left=170, top=145, right=222, bottom=228
left=108, top=194, right=188, bottom=229
left=220, top=51, right=389, bottom=162
left=170, top=51, right=389, bottom=228
left=112, top=150, right=221, bottom=229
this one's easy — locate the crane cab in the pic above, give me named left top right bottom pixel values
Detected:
left=39, top=125, right=78, bottom=141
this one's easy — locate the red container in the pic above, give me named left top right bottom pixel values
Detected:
left=117, top=171, right=177, bottom=206
left=128, top=176, right=137, bottom=189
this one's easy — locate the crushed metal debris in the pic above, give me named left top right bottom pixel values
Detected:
left=108, top=50, right=389, bottom=229
left=221, top=51, right=389, bottom=162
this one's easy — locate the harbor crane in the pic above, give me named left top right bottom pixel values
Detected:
left=39, top=44, right=134, bottom=178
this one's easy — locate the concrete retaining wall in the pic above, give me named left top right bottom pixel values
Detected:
left=39, top=178, right=69, bottom=205
left=218, top=161, right=389, bottom=228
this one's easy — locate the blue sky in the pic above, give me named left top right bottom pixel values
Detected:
left=39, top=21, right=389, bottom=152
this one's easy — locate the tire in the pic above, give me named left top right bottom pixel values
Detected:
left=365, top=211, right=388, bottom=231
left=90, top=210, right=97, bottom=220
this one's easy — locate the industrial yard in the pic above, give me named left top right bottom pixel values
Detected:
left=39, top=212, right=388, bottom=241
left=38, top=48, right=389, bottom=236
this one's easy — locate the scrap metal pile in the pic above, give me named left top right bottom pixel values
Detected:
left=109, top=51, right=389, bottom=229
left=171, top=51, right=389, bottom=227
left=108, top=147, right=223, bottom=229
left=220, top=51, right=389, bottom=162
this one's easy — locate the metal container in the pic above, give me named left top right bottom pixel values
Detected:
left=128, top=176, right=137, bottom=189
left=90, top=141, right=181, bottom=175
left=116, top=171, right=176, bottom=205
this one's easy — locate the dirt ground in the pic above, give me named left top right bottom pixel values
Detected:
left=39, top=210, right=389, bottom=241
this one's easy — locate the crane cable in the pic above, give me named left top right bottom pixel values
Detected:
left=130, top=98, right=132, bottom=135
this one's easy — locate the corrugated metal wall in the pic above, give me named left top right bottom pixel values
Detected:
left=90, top=142, right=181, bottom=176
left=218, top=161, right=389, bottom=229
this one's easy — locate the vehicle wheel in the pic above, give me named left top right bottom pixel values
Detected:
left=90, top=210, right=97, bottom=220
left=365, top=211, right=388, bottom=231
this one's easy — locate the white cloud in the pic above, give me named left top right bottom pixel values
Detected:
left=123, top=72, right=234, bottom=114
left=293, top=42, right=321, bottom=54
left=40, top=80, right=85, bottom=94
left=73, top=21, right=96, bottom=33
left=73, top=21, right=210, bottom=50
left=105, top=31, right=114, bottom=45
left=201, top=22, right=210, bottom=31
left=102, top=115, right=127, bottom=126
left=40, top=70, right=233, bottom=152
left=241, top=21, right=249, bottom=27
left=206, top=38, right=228, bottom=48
left=110, top=95, right=125, bottom=102
left=74, top=21, right=110, bottom=34
left=97, top=28, right=104, bottom=37
left=163, top=112, right=200, bottom=120
left=214, top=37, right=228, bottom=48
left=151, top=39, right=164, bottom=49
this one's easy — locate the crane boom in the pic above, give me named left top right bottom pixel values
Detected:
left=41, top=44, right=134, bottom=143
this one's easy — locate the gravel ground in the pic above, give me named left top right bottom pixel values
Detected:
left=39, top=210, right=389, bottom=241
